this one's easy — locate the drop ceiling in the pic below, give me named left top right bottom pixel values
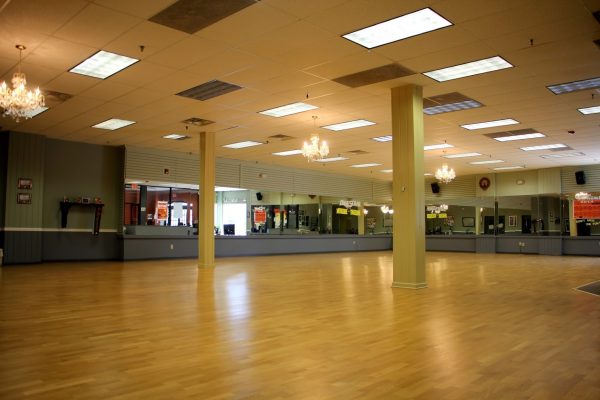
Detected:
left=1, top=0, right=599, bottom=182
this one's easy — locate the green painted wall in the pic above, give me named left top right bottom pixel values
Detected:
left=0, top=133, right=8, bottom=228
left=42, top=139, right=123, bottom=230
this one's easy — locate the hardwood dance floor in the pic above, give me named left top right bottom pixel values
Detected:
left=0, top=252, right=599, bottom=399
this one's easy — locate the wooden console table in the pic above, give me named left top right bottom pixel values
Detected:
left=59, top=201, right=104, bottom=235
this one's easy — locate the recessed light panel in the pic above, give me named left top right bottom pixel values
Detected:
left=351, top=163, right=382, bottom=168
left=223, top=141, right=263, bottom=149
left=461, top=118, right=519, bottom=130
left=547, top=77, right=600, bottom=94
left=342, top=8, right=452, bottom=49
left=92, top=118, right=136, bottom=130
left=520, top=144, right=568, bottom=151
left=424, top=173, right=433, bottom=176
left=163, top=134, right=190, bottom=140
left=70, top=50, right=139, bottom=79
left=24, top=106, right=48, bottom=118
left=272, top=149, right=303, bottom=156
left=424, top=143, right=454, bottom=151
left=381, top=169, right=393, bottom=173
left=540, top=152, right=585, bottom=159
left=423, top=100, right=482, bottom=115
left=493, top=166, right=524, bottom=170
left=318, top=157, right=349, bottom=163
left=578, top=106, right=600, bottom=115
left=259, top=102, right=318, bottom=117
left=444, top=152, right=481, bottom=158
left=372, top=135, right=392, bottom=142
left=423, top=56, right=512, bottom=82
left=469, top=160, right=505, bottom=165
left=322, top=119, right=376, bottom=131
left=494, top=132, right=545, bottom=142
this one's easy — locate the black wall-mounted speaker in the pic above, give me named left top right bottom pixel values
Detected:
left=575, top=171, right=586, bottom=185
left=256, top=192, right=263, bottom=200
left=431, top=182, right=440, bottom=194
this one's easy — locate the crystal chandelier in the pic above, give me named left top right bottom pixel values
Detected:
left=435, top=163, right=456, bottom=183
left=0, top=45, right=45, bottom=122
left=302, top=115, right=329, bottom=162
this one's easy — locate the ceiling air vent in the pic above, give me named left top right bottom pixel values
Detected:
left=347, top=149, right=369, bottom=155
left=149, top=0, right=256, bottom=34
left=333, top=63, right=415, bottom=88
left=182, top=117, right=215, bottom=126
left=177, top=80, right=242, bottom=101
left=45, top=90, right=73, bottom=103
left=267, top=134, right=294, bottom=141
left=423, top=92, right=483, bottom=114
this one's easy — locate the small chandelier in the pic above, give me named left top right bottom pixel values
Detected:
left=0, top=45, right=45, bottom=122
left=302, top=115, right=329, bottom=162
left=435, top=163, right=456, bottom=184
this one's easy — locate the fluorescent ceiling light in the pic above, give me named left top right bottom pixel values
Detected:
left=547, top=77, right=600, bottom=94
left=223, top=141, right=263, bottom=149
left=423, top=100, right=482, bottom=115
left=578, top=105, right=600, bottom=115
left=380, top=169, right=393, bottom=173
left=469, top=159, right=505, bottom=165
left=162, top=134, right=190, bottom=140
left=342, top=8, right=452, bottom=49
left=494, top=132, right=545, bottom=142
left=540, top=152, right=585, bottom=159
left=371, top=135, right=392, bottom=142
left=423, top=56, right=513, bottom=82
left=424, top=143, right=454, bottom=151
left=92, top=118, right=136, bottom=130
left=259, top=102, right=318, bottom=117
left=520, top=144, right=567, bottom=151
left=461, top=118, right=519, bottom=130
left=272, top=149, right=303, bottom=156
left=318, top=156, right=348, bottom=163
left=70, top=50, right=139, bottom=79
left=351, top=163, right=382, bottom=168
left=24, top=106, right=48, bottom=118
left=493, top=166, right=524, bottom=170
left=444, top=152, right=481, bottom=158
left=322, top=119, right=375, bottom=131
left=424, top=173, right=433, bottom=176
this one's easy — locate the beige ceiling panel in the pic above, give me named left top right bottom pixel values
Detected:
left=44, top=72, right=102, bottom=95
left=303, top=52, right=394, bottom=80
left=1, top=61, right=63, bottom=88
left=400, top=41, right=496, bottom=73
left=105, top=21, right=189, bottom=58
left=0, top=28, right=49, bottom=61
left=93, top=0, right=178, bottom=19
left=109, top=61, right=176, bottom=87
left=204, top=87, right=268, bottom=108
left=274, top=80, right=348, bottom=104
left=80, top=80, right=137, bottom=101
left=195, top=1, right=297, bottom=46
left=222, top=61, right=290, bottom=87
left=251, top=71, right=325, bottom=95
left=145, top=36, right=225, bottom=69
left=26, top=38, right=96, bottom=73
left=0, top=0, right=87, bottom=36
left=54, top=4, right=142, bottom=48
left=261, top=0, right=348, bottom=19
left=112, top=88, right=171, bottom=107
left=184, top=49, right=261, bottom=81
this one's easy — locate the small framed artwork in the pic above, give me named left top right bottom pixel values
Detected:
left=17, top=178, right=32, bottom=190
left=17, top=193, right=32, bottom=204
left=508, top=215, right=517, bottom=227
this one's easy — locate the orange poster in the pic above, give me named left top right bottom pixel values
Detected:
left=573, top=200, right=600, bottom=219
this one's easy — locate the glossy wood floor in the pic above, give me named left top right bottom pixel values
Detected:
left=1, top=252, right=599, bottom=400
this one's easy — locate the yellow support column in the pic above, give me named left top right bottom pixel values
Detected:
left=358, top=203, right=365, bottom=235
left=391, top=85, right=426, bottom=289
left=198, top=131, right=215, bottom=268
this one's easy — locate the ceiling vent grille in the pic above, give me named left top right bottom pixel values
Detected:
left=333, top=63, right=415, bottom=88
left=267, top=134, right=294, bottom=141
left=347, top=149, right=369, bottom=155
left=149, top=0, right=256, bottom=34
left=484, top=128, right=538, bottom=140
left=182, top=117, right=215, bottom=126
left=177, top=80, right=242, bottom=101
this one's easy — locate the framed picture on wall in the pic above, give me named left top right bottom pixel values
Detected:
left=508, top=215, right=517, bottom=227
left=17, top=178, right=32, bottom=190
left=17, top=193, right=32, bottom=204
left=462, top=217, right=475, bottom=227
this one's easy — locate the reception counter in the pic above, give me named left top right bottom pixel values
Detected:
left=120, top=231, right=599, bottom=260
